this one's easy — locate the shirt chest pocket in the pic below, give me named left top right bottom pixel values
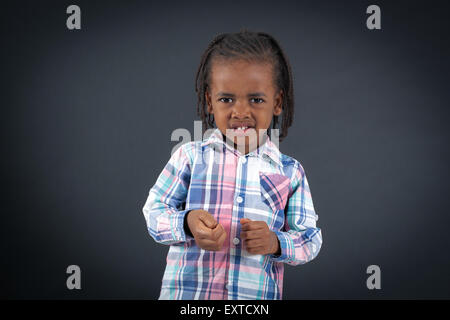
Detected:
left=259, top=172, right=292, bottom=229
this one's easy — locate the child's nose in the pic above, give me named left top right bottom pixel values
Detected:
left=231, top=100, right=251, bottom=117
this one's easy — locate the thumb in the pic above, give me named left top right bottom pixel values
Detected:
left=240, top=218, right=252, bottom=225
left=199, top=212, right=218, bottom=229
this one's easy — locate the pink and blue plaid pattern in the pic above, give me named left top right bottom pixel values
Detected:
left=142, top=128, right=322, bottom=300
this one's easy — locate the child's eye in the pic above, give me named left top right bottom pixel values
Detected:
left=250, top=98, right=265, bottom=104
left=219, top=98, right=233, bottom=103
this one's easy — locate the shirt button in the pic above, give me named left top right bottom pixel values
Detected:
left=233, top=237, right=240, bottom=245
left=236, top=196, right=243, bottom=203
left=241, top=157, right=247, bottom=163
left=225, top=284, right=229, bottom=290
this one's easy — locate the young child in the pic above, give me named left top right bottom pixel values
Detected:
left=142, top=30, right=322, bottom=300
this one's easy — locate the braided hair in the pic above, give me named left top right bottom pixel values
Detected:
left=195, top=29, right=295, bottom=142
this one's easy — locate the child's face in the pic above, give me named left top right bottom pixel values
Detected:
left=205, top=59, right=283, bottom=154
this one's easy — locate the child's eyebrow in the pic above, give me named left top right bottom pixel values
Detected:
left=216, top=92, right=235, bottom=97
left=248, top=92, right=267, bottom=97
left=216, top=92, right=267, bottom=97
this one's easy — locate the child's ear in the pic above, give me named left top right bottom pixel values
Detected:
left=273, top=90, right=283, bottom=116
left=205, top=91, right=213, bottom=114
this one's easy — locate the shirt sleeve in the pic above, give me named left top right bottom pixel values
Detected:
left=268, top=161, right=323, bottom=265
left=142, top=143, right=195, bottom=245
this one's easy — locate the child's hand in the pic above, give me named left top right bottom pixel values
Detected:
left=187, top=210, right=227, bottom=251
left=240, top=218, right=281, bottom=256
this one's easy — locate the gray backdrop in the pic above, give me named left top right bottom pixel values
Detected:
left=1, top=0, right=450, bottom=299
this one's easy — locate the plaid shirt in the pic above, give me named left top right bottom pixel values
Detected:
left=142, top=128, right=322, bottom=300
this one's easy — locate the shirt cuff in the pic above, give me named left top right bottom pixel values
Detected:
left=170, top=209, right=195, bottom=243
left=268, top=230, right=294, bottom=263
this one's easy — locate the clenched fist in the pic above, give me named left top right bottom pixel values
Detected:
left=185, top=209, right=227, bottom=251
left=240, top=218, right=281, bottom=256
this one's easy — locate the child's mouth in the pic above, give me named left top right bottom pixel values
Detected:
left=232, top=126, right=252, bottom=134
left=226, top=124, right=257, bottom=139
left=229, top=127, right=258, bottom=139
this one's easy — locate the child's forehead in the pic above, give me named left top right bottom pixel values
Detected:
left=209, top=59, right=275, bottom=91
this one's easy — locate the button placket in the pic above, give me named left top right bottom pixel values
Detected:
left=235, top=154, right=248, bottom=249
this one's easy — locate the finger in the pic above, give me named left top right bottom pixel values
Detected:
left=252, top=221, right=268, bottom=230
left=247, top=246, right=265, bottom=255
left=241, top=222, right=254, bottom=231
left=240, top=218, right=252, bottom=225
left=241, top=220, right=264, bottom=231
left=198, top=238, right=224, bottom=251
left=201, top=231, right=226, bottom=251
left=197, top=238, right=218, bottom=248
left=195, top=224, right=214, bottom=239
left=211, top=223, right=226, bottom=241
left=241, top=230, right=263, bottom=240
left=199, top=212, right=218, bottom=229
left=244, top=239, right=262, bottom=249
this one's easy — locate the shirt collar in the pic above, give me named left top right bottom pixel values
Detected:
left=200, top=128, right=283, bottom=167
